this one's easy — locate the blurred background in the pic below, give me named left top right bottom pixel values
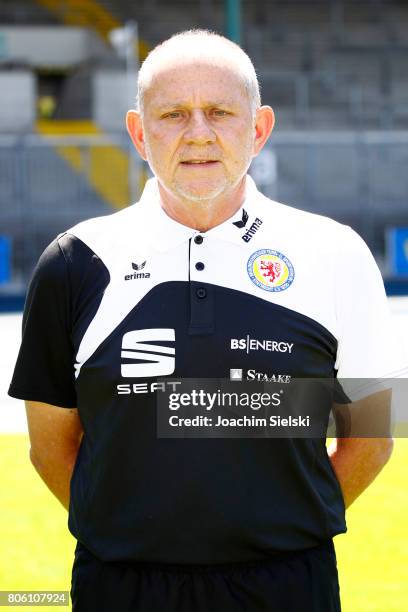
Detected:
left=0, top=0, right=407, bottom=306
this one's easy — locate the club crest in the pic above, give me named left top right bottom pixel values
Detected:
left=247, top=249, right=295, bottom=292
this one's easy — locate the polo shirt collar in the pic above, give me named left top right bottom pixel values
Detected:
left=140, top=174, right=263, bottom=253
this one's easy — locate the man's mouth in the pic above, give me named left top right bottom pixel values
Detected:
left=180, top=160, right=219, bottom=166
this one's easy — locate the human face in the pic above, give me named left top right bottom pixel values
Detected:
left=139, top=61, right=256, bottom=204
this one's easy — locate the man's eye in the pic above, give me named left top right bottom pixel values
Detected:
left=165, top=112, right=183, bottom=119
left=212, top=110, right=228, bottom=116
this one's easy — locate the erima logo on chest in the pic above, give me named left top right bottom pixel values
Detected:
left=232, top=210, right=263, bottom=242
left=232, top=209, right=249, bottom=229
left=242, top=217, right=263, bottom=242
left=124, top=261, right=150, bottom=280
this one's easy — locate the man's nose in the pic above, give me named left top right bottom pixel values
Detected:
left=183, top=110, right=216, bottom=145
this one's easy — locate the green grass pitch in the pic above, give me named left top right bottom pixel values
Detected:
left=0, top=434, right=407, bottom=611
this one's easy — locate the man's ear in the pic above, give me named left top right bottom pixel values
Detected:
left=253, top=106, right=275, bottom=157
left=126, top=110, right=147, bottom=161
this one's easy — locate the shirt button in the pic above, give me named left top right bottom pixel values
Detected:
left=196, top=287, right=207, bottom=299
left=194, top=235, right=204, bottom=245
left=195, top=262, right=205, bottom=271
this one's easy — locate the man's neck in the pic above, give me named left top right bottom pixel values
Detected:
left=156, top=177, right=247, bottom=232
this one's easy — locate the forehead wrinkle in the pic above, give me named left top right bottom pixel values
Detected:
left=144, top=61, right=249, bottom=103
left=148, top=57, right=245, bottom=82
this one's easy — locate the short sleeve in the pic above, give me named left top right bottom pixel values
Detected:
left=8, top=237, right=77, bottom=408
left=334, top=226, right=408, bottom=381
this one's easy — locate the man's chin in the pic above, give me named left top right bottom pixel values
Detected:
left=173, top=182, right=229, bottom=203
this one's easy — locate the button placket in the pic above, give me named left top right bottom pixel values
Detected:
left=191, top=233, right=206, bottom=278
left=189, top=235, right=214, bottom=333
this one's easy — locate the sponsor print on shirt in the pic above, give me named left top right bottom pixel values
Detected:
left=230, top=368, right=291, bottom=383
left=121, top=328, right=175, bottom=377
left=230, top=337, right=294, bottom=353
left=247, top=249, right=295, bottom=292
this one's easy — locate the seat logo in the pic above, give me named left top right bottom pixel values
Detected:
left=121, top=328, right=175, bottom=377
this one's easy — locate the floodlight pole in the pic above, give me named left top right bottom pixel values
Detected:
left=108, top=21, right=140, bottom=201
left=225, top=0, right=242, bottom=44
left=124, top=21, right=138, bottom=106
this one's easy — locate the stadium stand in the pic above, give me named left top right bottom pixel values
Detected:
left=0, top=0, right=407, bottom=292
left=2, top=0, right=407, bottom=130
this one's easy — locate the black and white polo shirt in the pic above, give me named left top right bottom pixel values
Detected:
left=9, top=175, right=405, bottom=564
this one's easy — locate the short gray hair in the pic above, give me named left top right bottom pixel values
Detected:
left=136, top=29, right=261, bottom=117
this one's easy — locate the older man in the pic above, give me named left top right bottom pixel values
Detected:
left=9, top=30, right=403, bottom=612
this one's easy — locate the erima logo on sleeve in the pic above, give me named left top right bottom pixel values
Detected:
left=121, top=328, right=176, bottom=377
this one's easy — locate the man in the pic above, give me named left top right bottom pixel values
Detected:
left=9, top=30, right=405, bottom=611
